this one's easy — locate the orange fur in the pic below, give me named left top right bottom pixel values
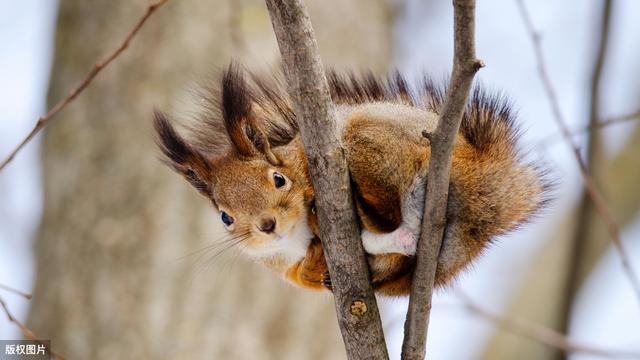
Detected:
left=284, top=238, right=329, bottom=290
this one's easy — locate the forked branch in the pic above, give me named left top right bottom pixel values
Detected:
left=0, top=283, right=32, bottom=300
left=536, top=110, right=640, bottom=148
left=0, top=297, right=66, bottom=360
left=516, top=0, right=640, bottom=306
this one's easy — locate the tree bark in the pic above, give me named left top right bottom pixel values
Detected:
left=26, top=1, right=392, bottom=359
left=264, top=1, right=389, bottom=359
left=402, top=1, right=482, bottom=358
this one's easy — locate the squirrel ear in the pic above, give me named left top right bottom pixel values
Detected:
left=153, top=110, right=214, bottom=198
left=222, top=63, right=280, bottom=165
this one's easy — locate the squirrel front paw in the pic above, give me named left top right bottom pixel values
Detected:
left=321, top=271, right=332, bottom=291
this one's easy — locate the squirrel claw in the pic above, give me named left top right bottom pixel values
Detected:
left=321, top=271, right=332, bottom=291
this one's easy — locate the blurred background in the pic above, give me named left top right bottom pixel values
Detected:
left=1, top=0, right=639, bottom=359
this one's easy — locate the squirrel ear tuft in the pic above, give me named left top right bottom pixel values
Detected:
left=221, top=63, right=280, bottom=165
left=153, top=110, right=214, bottom=197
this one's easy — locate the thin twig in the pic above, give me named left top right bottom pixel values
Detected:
left=515, top=0, right=640, bottom=306
left=560, top=0, right=614, bottom=341
left=264, top=0, right=389, bottom=359
left=0, top=283, right=32, bottom=300
left=0, top=298, right=37, bottom=340
left=595, top=110, right=640, bottom=130
left=401, top=1, right=483, bottom=359
left=459, top=293, right=640, bottom=359
left=0, top=0, right=170, bottom=171
left=0, top=296, right=67, bottom=360
left=536, top=110, right=640, bottom=148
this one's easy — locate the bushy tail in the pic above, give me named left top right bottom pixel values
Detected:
left=432, top=87, right=552, bottom=285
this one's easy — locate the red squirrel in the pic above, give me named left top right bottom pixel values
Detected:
left=153, top=63, right=550, bottom=296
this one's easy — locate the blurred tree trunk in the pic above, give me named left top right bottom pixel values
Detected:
left=27, top=1, right=392, bottom=359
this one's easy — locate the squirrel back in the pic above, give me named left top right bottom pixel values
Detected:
left=153, top=64, right=551, bottom=295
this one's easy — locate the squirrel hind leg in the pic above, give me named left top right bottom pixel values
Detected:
left=354, top=185, right=403, bottom=233
left=361, top=174, right=426, bottom=256
left=362, top=226, right=417, bottom=255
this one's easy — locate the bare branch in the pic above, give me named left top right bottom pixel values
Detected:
left=459, top=293, right=640, bottom=359
left=263, top=0, right=389, bottom=359
left=0, top=296, right=66, bottom=360
left=536, top=110, right=640, bottom=148
left=0, top=283, right=32, bottom=300
left=0, top=0, right=170, bottom=172
left=515, top=0, right=640, bottom=306
left=560, top=0, right=614, bottom=338
left=401, top=1, right=483, bottom=358
left=596, top=110, right=640, bottom=129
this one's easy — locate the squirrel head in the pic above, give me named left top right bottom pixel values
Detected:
left=154, top=64, right=313, bottom=259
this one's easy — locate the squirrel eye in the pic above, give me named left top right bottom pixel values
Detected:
left=220, top=211, right=234, bottom=227
left=185, top=168, right=196, bottom=179
left=273, top=172, right=286, bottom=188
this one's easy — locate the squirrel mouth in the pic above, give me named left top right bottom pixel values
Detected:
left=273, top=232, right=287, bottom=242
left=273, top=223, right=296, bottom=242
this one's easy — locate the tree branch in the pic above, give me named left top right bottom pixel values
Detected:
left=516, top=0, right=640, bottom=306
left=560, top=0, right=614, bottom=342
left=536, top=110, right=640, bottom=148
left=595, top=110, right=640, bottom=130
left=0, top=296, right=66, bottom=360
left=459, top=293, right=640, bottom=359
left=0, top=0, right=170, bottom=172
left=401, top=1, right=483, bottom=359
left=0, top=283, right=32, bottom=300
left=263, top=1, right=389, bottom=359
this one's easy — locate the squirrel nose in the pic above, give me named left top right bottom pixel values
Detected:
left=258, top=217, right=276, bottom=234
